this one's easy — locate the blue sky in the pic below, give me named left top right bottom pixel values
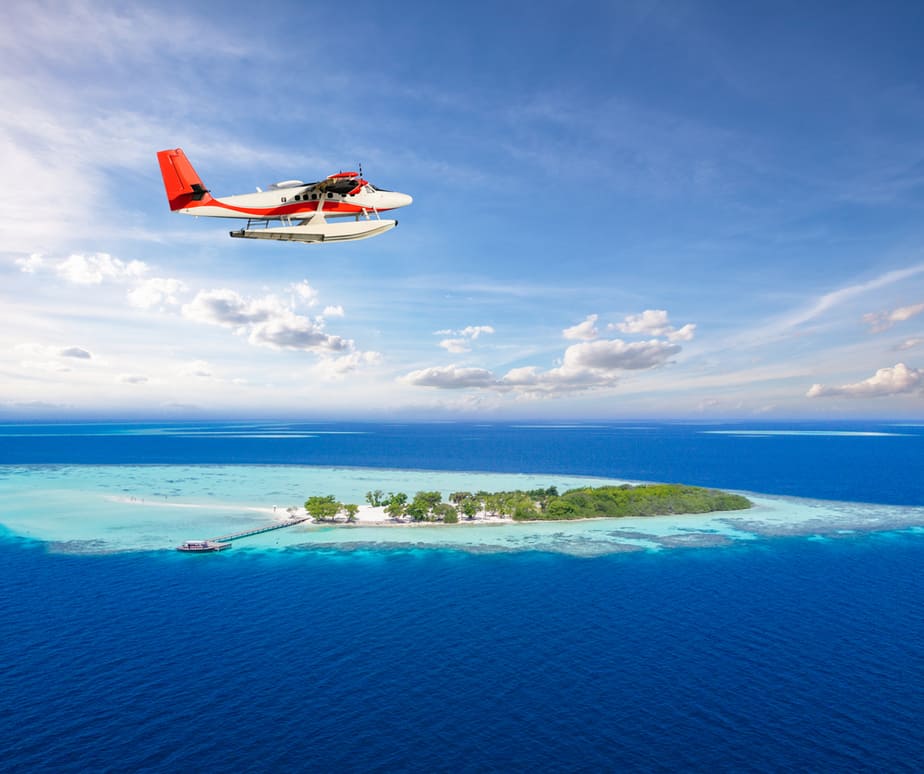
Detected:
left=2, top=0, right=923, bottom=419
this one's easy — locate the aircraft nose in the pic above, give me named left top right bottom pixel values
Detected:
left=393, top=192, right=413, bottom=208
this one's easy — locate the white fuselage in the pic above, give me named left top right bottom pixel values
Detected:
left=179, top=184, right=412, bottom=220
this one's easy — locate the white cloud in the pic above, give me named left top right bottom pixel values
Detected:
left=611, top=309, right=671, bottom=336
left=128, top=277, right=188, bottom=309
left=807, top=363, right=923, bottom=398
left=118, top=374, right=149, bottom=385
left=183, top=288, right=354, bottom=354
left=891, top=304, right=924, bottom=323
left=55, top=253, right=148, bottom=285
left=667, top=323, right=697, bottom=342
left=863, top=302, right=924, bottom=333
left=17, top=251, right=149, bottom=285
left=563, top=314, right=599, bottom=340
left=182, top=288, right=272, bottom=327
left=15, top=254, right=44, bottom=273
left=496, top=338, right=682, bottom=396
left=609, top=309, right=696, bottom=342
left=499, top=366, right=541, bottom=386
left=460, top=325, right=494, bottom=339
left=322, top=305, right=345, bottom=318
left=895, top=337, right=923, bottom=352
left=15, top=343, right=93, bottom=368
left=439, top=338, right=471, bottom=354
left=407, top=307, right=694, bottom=400
left=434, top=324, right=495, bottom=352
left=178, top=360, right=214, bottom=379
left=780, top=263, right=924, bottom=333
left=406, top=336, right=683, bottom=398
left=290, top=281, right=319, bottom=306
left=1, top=3, right=250, bottom=71
left=403, top=365, right=498, bottom=389
left=562, top=338, right=681, bottom=371
left=313, top=351, right=383, bottom=380
left=248, top=314, right=352, bottom=353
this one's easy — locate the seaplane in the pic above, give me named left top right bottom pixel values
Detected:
left=156, top=148, right=412, bottom=243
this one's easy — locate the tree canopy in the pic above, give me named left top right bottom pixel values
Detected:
left=303, top=484, right=751, bottom=524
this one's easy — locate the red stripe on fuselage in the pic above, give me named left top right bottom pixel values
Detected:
left=186, top=198, right=388, bottom=218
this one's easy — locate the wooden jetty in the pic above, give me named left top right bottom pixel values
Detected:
left=177, top=515, right=309, bottom=552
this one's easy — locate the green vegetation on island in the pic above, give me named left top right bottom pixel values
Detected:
left=303, top=484, right=751, bottom=524
left=529, top=484, right=751, bottom=520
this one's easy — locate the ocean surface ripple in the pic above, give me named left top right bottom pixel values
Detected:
left=1, top=421, right=923, bottom=771
left=1, top=538, right=922, bottom=772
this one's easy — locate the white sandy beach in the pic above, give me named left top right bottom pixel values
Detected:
left=107, top=496, right=515, bottom=526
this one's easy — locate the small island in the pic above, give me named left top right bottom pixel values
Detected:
left=303, top=484, right=752, bottom=525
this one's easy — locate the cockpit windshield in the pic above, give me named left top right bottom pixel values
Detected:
left=330, top=180, right=360, bottom=195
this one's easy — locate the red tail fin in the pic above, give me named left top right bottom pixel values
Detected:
left=157, top=148, right=211, bottom=211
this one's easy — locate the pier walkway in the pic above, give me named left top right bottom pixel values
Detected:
left=177, top=515, right=310, bottom=551
left=210, top=516, right=310, bottom=543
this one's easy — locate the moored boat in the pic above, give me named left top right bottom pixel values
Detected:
left=176, top=540, right=231, bottom=553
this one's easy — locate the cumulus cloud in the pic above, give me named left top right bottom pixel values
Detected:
left=435, top=324, right=495, bottom=353
left=289, top=280, right=319, bottom=306
left=499, top=365, right=603, bottom=395
left=248, top=314, right=351, bottom=353
left=666, top=323, right=697, bottom=342
left=563, top=314, right=598, bottom=340
left=406, top=336, right=683, bottom=397
left=562, top=338, right=681, bottom=371
left=182, top=288, right=274, bottom=327
left=609, top=309, right=696, bottom=342
left=403, top=365, right=498, bottom=389
left=58, top=253, right=148, bottom=285
left=409, top=308, right=692, bottom=399
left=807, top=363, right=922, bottom=398
left=611, top=309, right=670, bottom=335
left=16, top=251, right=149, bottom=285
left=313, top=351, right=383, bottom=380
left=322, top=305, right=345, bottom=318
left=128, top=277, right=188, bottom=309
left=183, top=288, right=356, bottom=355
left=495, top=338, right=681, bottom=396
left=439, top=338, right=471, bottom=354
left=863, top=302, right=924, bottom=333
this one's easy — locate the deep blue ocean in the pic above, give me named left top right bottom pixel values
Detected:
left=1, top=421, right=922, bottom=772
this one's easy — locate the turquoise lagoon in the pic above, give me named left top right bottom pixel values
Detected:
left=3, top=464, right=923, bottom=555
